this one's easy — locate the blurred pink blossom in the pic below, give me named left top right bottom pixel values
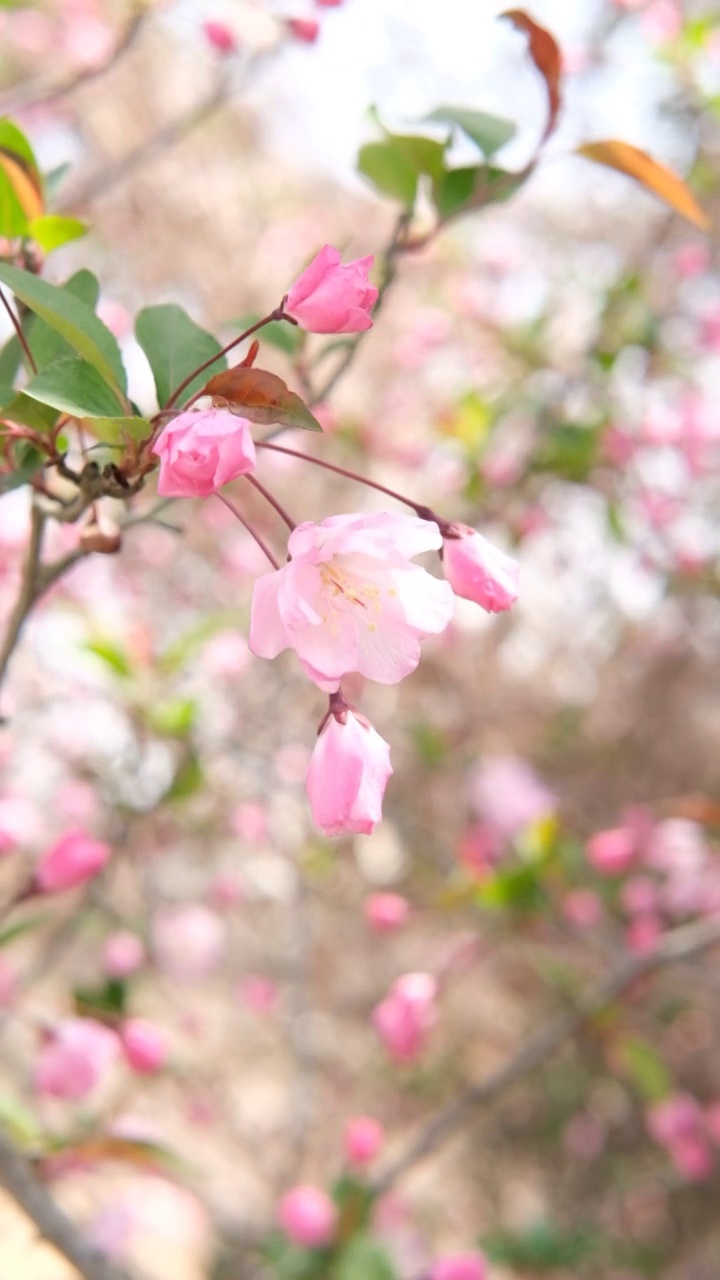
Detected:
left=34, top=1018, right=119, bottom=1101
left=102, top=931, right=145, bottom=979
left=668, top=1134, right=714, bottom=1181
left=230, top=801, right=269, bottom=843
left=364, top=892, right=409, bottom=933
left=278, top=1186, right=337, bottom=1247
left=203, top=631, right=250, bottom=678
left=344, top=1115, right=384, bottom=1166
left=562, top=888, right=603, bottom=928
left=152, top=905, right=225, bottom=979
left=640, top=0, right=682, bottom=42
left=35, top=830, right=110, bottom=893
left=562, top=1112, right=607, bottom=1162
left=673, top=243, right=710, bottom=279
left=431, top=1254, right=488, bottom=1280
left=646, top=819, right=708, bottom=874
left=286, top=17, right=320, bottom=42
left=239, top=976, right=278, bottom=1014
left=120, top=1020, right=168, bottom=1075
left=469, top=756, right=556, bottom=841
left=285, top=246, right=377, bottom=333
left=647, top=1093, right=703, bottom=1147
left=373, top=973, right=438, bottom=1064
left=203, top=20, right=236, bottom=53
left=586, top=827, right=637, bottom=876
left=620, top=877, right=659, bottom=916
left=626, top=915, right=663, bottom=953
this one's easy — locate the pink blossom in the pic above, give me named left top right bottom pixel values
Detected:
left=120, top=1020, right=168, bottom=1075
left=431, top=1254, right=488, bottom=1280
left=278, top=1186, right=337, bottom=1247
left=35, top=829, right=110, bottom=893
left=469, top=757, right=555, bottom=840
left=306, top=708, right=392, bottom=837
left=240, top=976, right=278, bottom=1014
left=620, top=877, right=659, bottom=917
left=316, top=0, right=343, bottom=6
left=102, top=931, right=145, bottom=979
left=586, top=827, right=637, bottom=876
left=34, top=1018, right=119, bottom=1101
left=646, top=819, right=708, bottom=874
left=705, top=1102, right=720, bottom=1144
left=286, top=17, right=320, bottom=42
left=284, top=245, right=378, bottom=333
left=152, top=409, right=256, bottom=498
left=647, top=1093, right=703, bottom=1147
left=230, top=801, right=269, bottom=843
left=442, top=526, right=519, bottom=613
left=151, top=904, right=225, bottom=979
left=364, top=892, right=409, bottom=933
left=344, top=1115, right=384, bottom=1166
left=457, top=823, right=501, bottom=879
left=626, top=915, right=663, bottom=953
left=372, top=973, right=438, bottom=1064
left=250, top=512, right=453, bottom=687
left=203, top=20, right=236, bottom=52
left=673, top=243, right=710, bottom=279
left=640, top=0, right=682, bottom=43
left=668, top=1135, right=714, bottom=1182
left=207, top=871, right=245, bottom=909
left=0, top=796, right=41, bottom=849
left=562, top=888, right=603, bottom=928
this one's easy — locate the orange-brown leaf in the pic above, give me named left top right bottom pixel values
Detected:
left=0, top=147, right=43, bottom=221
left=502, top=9, right=562, bottom=142
left=204, top=365, right=321, bottom=431
left=578, top=139, right=710, bottom=231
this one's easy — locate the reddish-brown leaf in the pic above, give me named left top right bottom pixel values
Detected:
left=578, top=140, right=710, bottom=231
left=203, top=366, right=321, bottom=431
left=502, top=9, right=562, bottom=142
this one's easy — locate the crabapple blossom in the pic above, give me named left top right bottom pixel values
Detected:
left=372, top=972, right=438, bottom=1063
left=284, top=245, right=378, bottom=333
left=278, top=1186, right=337, bottom=1247
left=286, top=18, right=320, bottom=42
left=151, top=904, right=225, bottom=979
left=35, top=830, right=111, bottom=893
left=203, top=20, right=236, bottom=52
left=431, top=1254, right=488, bottom=1280
left=152, top=409, right=256, bottom=498
left=120, top=1020, right=168, bottom=1075
left=344, top=1115, right=384, bottom=1166
left=469, top=757, right=555, bottom=840
left=249, top=512, right=454, bottom=687
left=364, top=892, right=409, bottom=932
left=306, top=705, right=392, bottom=837
left=586, top=826, right=637, bottom=875
left=34, top=1019, right=119, bottom=1101
left=102, top=931, right=145, bottom=978
left=442, top=525, right=519, bottom=613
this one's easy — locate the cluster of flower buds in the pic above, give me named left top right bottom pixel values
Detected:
left=151, top=246, right=519, bottom=836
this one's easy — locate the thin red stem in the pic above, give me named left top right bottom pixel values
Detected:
left=245, top=472, right=296, bottom=531
left=162, top=307, right=292, bottom=411
left=0, top=289, right=37, bottom=375
left=215, top=493, right=280, bottom=569
left=256, top=441, right=430, bottom=517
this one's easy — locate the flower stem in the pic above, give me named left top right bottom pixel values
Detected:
left=215, top=493, right=280, bottom=569
left=163, top=307, right=290, bottom=411
left=256, top=441, right=435, bottom=520
left=245, top=472, right=296, bottom=531
left=0, top=288, right=37, bottom=375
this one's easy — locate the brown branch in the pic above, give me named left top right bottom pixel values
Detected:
left=0, top=1129, right=136, bottom=1280
left=0, top=502, right=45, bottom=692
left=374, top=915, right=720, bottom=1191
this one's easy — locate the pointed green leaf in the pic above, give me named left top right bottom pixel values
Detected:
left=0, top=440, right=44, bottom=493
left=434, top=166, right=481, bottom=218
left=424, top=106, right=516, bottom=157
left=384, top=133, right=447, bottom=180
left=23, top=356, right=125, bottom=419
left=85, top=415, right=151, bottom=445
left=27, top=214, right=88, bottom=254
left=358, top=141, right=418, bottom=206
left=0, top=389, right=58, bottom=432
left=135, top=304, right=227, bottom=407
left=0, top=261, right=126, bottom=395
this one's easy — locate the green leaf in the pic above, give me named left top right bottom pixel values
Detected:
left=615, top=1037, right=672, bottom=1102
left=229, top=313, right=303, bottom=356
left=482, top=1222, right=598, bottom=1269
left=424, top=106, right=516, bottom=157
left=533, top=422, right=600, bottom=482
left=0, top=261, right=126, bottom=395
left=385, top=132, right=447, bottom=180
left=27, top=214, right=87, bottom=254
left=23, top=356, right=125, bottom=419
left=0, top=1095, right=42, bottom=1148
left=336, top=1235, right=397, bottom=1280
left=146, top=697, right=198, bottom=739
left=85, top=415, right=151, bottom=445
left=74, top=978, right=127, bottom=1018
left=358, top=141, right=418, bottom=206
left=0, top=917, right=45, bottom=949
left=26, top=268, right=102, bottom=375
left=85, top=637, right=133, bottom=678
left=0, top=381, right=58, bottom=432
left=434, top=166, right=481, bottom=219
left=135, top=304, right=227, bottom=407
left=165, top=753, right=204, bottom=802
left=0, top=440, right=44, bottom=492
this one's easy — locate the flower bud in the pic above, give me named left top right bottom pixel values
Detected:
left=278, top=1186, right=337, bottom=1247
left=35, top=830, right=111, bottom=893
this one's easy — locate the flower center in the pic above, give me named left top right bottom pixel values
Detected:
left=319, top=561, right=386, bottom=633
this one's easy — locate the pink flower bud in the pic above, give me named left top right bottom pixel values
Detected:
left=286, top=18, right=320, bottom=43
left=284, top=245, right=378, bottom=333
left=431, top=1253, right=488, bottom=1280
left=35, top=829, right=111, bottom=893
left=152, top=409, right=256, bottom=498
left=203, top=20, right=236, bottom=53
left=306, top=710, right=392, bottom=838
left=626, top=915, right=663, bottom=954
left=102, top=931, right=145, bottom=979
left=562, top=888, right=603, bottom=928
left=34, top=1018, right=119, bottom=1101
left=586, top=827, right=637, bottom=875
left=364, top=892, right=409, bottom=933
left=442, top=526, right=519, bottom=613
left=278, top=1186, right=337, bottom=1247
left=372, top=973, right=437, bottom=1064
left=344, top=1115, right=384, bottom=1166
left=152, top=904, right=225, bottom=979
left=120, top=1019, right=167, bottom=1075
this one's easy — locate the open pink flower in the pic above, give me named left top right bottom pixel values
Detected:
left=34, top=1018, right=119, bottom=1101
left=372, top=972, right=438, bottom=1064
left=442, top=525, right=519, bottom=612
left=284, top=245, right=378, bottom=333
left=278, top=1186, right=337, bottom=1247
left=306, top=706, right=392, bottom=837
left=35, top=830, right=110, bottom=893
left=152, top=409, right=256, bottom=498
left=250, top=512, right=453, bottom=687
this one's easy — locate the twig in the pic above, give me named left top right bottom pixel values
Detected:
left=0, top=502, right=45, bottom=692
left=0, top=1129, right=135, bottom=1280
left=374, top=915, right=720, bottom=1191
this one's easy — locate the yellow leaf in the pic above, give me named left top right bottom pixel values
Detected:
left=578, top=139, right=710, bottom=231
left=0, top=148, right=43, bottom=222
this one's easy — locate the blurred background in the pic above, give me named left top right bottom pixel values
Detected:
left=1, top=1, right=720, bottom=1278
